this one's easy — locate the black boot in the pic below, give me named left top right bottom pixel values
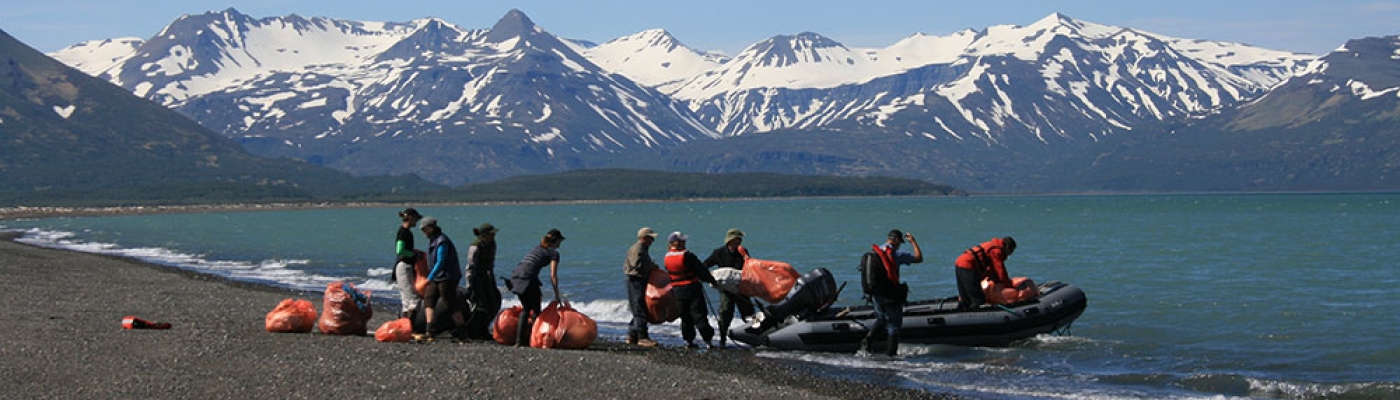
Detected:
left=514, top=312, right=531, bottom=347
left=884, top=333, right=900, bottom=357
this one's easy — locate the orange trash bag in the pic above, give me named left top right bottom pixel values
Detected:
left=738, top=258, right=801, bottom=303
left=492, top=306, right=524, bottom=345
left=982, top=277, right=1040, bottom=305
left=375, top=318, right=415, bottom=342
left=645, top=267, right=679, bottom=323
left=411, top=249, right=430, bottom=296
left=530, top=300, right=598, bottom=350
left=265, top=298, right=318, bottom=333
left=318, top=281, right=374, bottom=335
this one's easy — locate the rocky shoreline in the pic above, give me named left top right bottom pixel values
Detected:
left=0, top=231, right=958, bottom=400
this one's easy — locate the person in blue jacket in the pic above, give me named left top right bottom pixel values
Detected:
left=417, top=217, right=468, bottom=342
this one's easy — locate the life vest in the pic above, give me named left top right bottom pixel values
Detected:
left=873, top=244, right=900, bottom=284
left=665, top=250, right=699, bottom=286
left=955, top=238, right=1011, bottom=284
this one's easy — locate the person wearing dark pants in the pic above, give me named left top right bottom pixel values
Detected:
left=509, top=229, right=565, bottom=347
left=702, top=228, right=755, bottom=347
left=623, top=227, right=660, bottom=347
left=663, top=231, right=717, bottom=349
left=860, top=229, right=923, bottom=356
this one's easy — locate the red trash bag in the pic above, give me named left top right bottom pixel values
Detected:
left=738, top=258, right=801, bottom=303
left=411, top=249, right=430, bottom=296
left=982, top=277, right=1040, bottom=305
left=492, top=306, right=523, bottom=345
left=530, top=300, right=598, bottom=350
left=265, top=298, right=318, bottom=333
left=318, top=281, right=374, bottom=335
left=645, top=267, right=679, bottom=323
left=375, top=318, right=415, bottom=342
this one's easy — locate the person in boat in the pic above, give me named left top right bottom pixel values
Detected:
left=954, top=236, right=1016, bottom=310
left=461, top=223, right=502, bottom=340
left=664, top=231, right=718, bottom=349
left=702, top=228, right=756, bottom=348
left=623, top=227, right=661, bottom=348
left=392, top=208, right=423, bottom=318
left=508, top=228, right=565, bottom=347
left=416, top=217, right=469, bottom=342
left=860, top=229, right=923, bottom=356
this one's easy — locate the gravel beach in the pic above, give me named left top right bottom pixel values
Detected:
left=0, top=231, right=958, bottom=400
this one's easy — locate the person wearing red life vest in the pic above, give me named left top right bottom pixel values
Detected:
left=664, top=231, right=717, bottom=349
left=954, top=236, right=1017, bottom=310
left=860, top=229, right=923, bottom=356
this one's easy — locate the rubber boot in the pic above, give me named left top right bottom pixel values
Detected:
left=514, top=311, right=531, bottom=347
left=884, top=333, right=900, bottom=357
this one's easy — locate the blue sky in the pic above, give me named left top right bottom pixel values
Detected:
left=4, top=0, right=1399, bottom=55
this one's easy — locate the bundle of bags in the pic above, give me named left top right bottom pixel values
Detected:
left=982, top=277, right=1039, bottom=305
left=491, top=300, right=597, bottom=349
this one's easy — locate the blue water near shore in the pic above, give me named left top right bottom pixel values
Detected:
left=5, top=193, right=1398, bottom=400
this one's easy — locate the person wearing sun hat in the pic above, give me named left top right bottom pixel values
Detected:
left=461, top=222, right=501, bottom=340
left=622, top=227, right=661, bottom=347
left=702, top=228, right=756, bottom=348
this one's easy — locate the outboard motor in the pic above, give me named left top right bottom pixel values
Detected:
left=755, top=268, right=838, bottom=331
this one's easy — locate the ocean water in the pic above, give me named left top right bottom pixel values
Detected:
left=4, top=194, right=1397, bottom=400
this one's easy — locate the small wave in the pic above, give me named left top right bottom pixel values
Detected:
left=1245, top=377, right=1400, bottom=400
left=15, top=227, right=353, bottom=293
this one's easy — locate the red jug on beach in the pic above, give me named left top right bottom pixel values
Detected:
left=318, top=281, right=373, bottom=335
left=645, top=267, right=680, bottom=323
left=738, top=258, right=801, bottom=303
left=492, top=306, right=524, bottom=345
left=375, top=318, right=415, bottom=342
left=530, top=300, right=597, bottom=350
left=121, top=316, right=171, bottom=330
left=265, top=298, right=318, bottom=333
left=982, top=277, right=1039, bottom=305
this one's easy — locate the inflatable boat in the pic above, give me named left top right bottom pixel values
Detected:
left=727, top=270, right=1087, bottom=352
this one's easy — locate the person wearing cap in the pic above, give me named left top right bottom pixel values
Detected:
left=860, top=229, right=923, bottom=356
left=508, top=228, right=566, bottom=346
left=954, top=236, right=1017, bottom=310
left=702, top=228, right=756, bottom=348
left=417, top=217, right=468, bottom=342
left=623, top=227, right=661, bottom=347
left=461, top=223, right=502, bottom=340
left=663, top=231, right=717, bottom=349
left=393, top=208, right=424, bottom=318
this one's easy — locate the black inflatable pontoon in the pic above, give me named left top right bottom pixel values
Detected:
left=729, top=273, right=1087, bottom=352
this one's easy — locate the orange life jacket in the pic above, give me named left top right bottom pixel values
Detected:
left=664, top=250, right=699, bottom=286
left=872, top=244, right=900, bottom=284
left=955, top=238, right=1011, bottom=284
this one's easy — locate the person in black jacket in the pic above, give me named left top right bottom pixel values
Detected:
left=702, top=228, right=756, bottom=347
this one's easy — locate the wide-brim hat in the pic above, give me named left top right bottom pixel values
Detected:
left=725, top=228, right=745, bottom=243
left=474, top=223, right=498, bottom=235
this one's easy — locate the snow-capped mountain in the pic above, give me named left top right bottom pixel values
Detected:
left=53, top=8, right=716, bottom=184
left=579, top=29, right=728, bottom=93
left=50, top=10, right=1322, bottom=187
left=657, top=13, right=1314, bottom=139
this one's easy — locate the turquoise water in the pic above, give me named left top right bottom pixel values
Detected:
left=5, top=194, right=1398, bottom=400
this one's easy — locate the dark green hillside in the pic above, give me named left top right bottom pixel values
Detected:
left=0, top=29, right=441, bottom=206
left=433, top=168, right=964, bottom=202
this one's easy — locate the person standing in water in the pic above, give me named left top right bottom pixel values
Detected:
left=393, top=208, right=423, bottom=318
left=509, top=229, right=565, bottom=347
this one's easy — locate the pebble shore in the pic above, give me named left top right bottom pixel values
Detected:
left=0, top=232, right=958, bottom=400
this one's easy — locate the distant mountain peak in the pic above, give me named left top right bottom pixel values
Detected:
left=485, top=9, right=541, bottom=43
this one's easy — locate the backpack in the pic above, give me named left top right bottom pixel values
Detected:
left=858, top=251, right=894, bottom=296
